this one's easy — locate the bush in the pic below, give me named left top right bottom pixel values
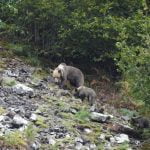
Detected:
left=115, top=13, right=150, bottom=106
left=0, top=0, right=150, bottom=106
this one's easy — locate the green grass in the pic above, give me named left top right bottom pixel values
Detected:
left=75, top=109, right=90, bottom=122
left=0, top=131, right=27, bottom=149
left=24, top=124, right=38, bottom=142
left=35, top=116, right=48, bottom=128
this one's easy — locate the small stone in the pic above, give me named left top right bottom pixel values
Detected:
left=75, top=137, right=83, bottom=143
left=65, top=134, right=71, bottom=138
left=12, top=115, right=28, bottom=127
left=70, top=108, right=77, bottom=114
left=5, top=70, right=19, bottom=77
left=110, top=137, right=115, bottom=143
left=6, top=110, right=16, bottom=118
left=75, top=142, right=83, bottom=150
left=30, top=114, right=37, bottom=121
left=104, top=142, right=112, bottom=150
left=99, top=133, right=105, bottom=140
left=31, top=141, right=41, bottom=150
left=0, top=116, right=4, bottom=121
left=90, top=144, right=96, bottom=149
left=114, top=134, right=130, bottom=144
left=84, top=128, right=92, bottom=134
left=122, top=116, right=130, bottom=121
left=48, top=137, right=56, bottom=145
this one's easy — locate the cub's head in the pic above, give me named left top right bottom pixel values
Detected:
left=74, top=86, right=85, bottom=96
left=52, top=64, right=65, bottom=83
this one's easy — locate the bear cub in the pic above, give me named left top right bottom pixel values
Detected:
left=74, top=86, right=97, bottom=105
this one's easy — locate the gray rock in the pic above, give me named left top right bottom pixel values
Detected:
left=12, top=114, right=28, bottom=127
left=122, top=116, right=130, bottom=121
left=104, top=142, right=112, bottom=150
left=48, top=137, right=56, bottom=145
left=89, top=144, right=97, bottom=150
left=99, top=133, right=105, bottom=140
left=82, top=145, right=90, bottom=150
left=31, top=141, right=41, bottom=150
left=12, top=83, right=33, bottom=95
left=5, top=70, right=19, bottom=77
left=75, top=142, right=83, bottom=150
left=90, top=112, right=113, bottom=123
left=30, top=113, right=37, bottom=121
left=56, top=89, right=72, bottom=97
left=75, top=137, right=83, bottom=143
left=114, top=134, right=130, bottom=144
left=0, top=115, right=5, bottom=122
left=110, top=136, right=115, bottom=143
left=84, top=128, right=92, bottom=134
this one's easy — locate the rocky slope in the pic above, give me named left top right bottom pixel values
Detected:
left=0, top=56, right=146, bottom=150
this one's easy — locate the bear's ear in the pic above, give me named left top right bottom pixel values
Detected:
left=58, top=69, right=61, bottom=73
left=75, top=88, right=78, bottom=92
left=58, top=69, right=63, bottom=76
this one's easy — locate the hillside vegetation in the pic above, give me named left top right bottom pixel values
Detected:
left=0, top=0, right=150, bottom=111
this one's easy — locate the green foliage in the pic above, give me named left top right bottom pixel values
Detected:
left=115, top=13, right=150, bottom=106
left=118, top=108, right=139, bottom=118
left=0, top=0, right=150, bottom=107
left=0, top=0, right=147, bottom=62
left=35, top=115, right=48, bottom=128
left=75, top=109, right=90, bottom=122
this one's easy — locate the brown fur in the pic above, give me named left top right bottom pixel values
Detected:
left=53, top=63, right=84, bottom=89
left=74, top=86, right=97, bottom=105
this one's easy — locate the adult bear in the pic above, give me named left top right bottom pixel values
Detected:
left=52, top=63, right=84, bottom=89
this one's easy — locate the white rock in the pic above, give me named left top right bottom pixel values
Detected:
left=75, top=142, right=83, bottom=150
left=5, top=70, right=19, bottom=77
left=13, top=115, right=28, bottom=126
left=30, top=114, right=37, bottom=121
left=48, top=137, right=56, bottom=145
left=114, top=134, right=130, bottom=144
left=84, top=128, right=92, bottom=134
left=99, top=133, right=105, bottom=140
left=90, top=112, right=113, bottom=123
left=104, top=142, right=112, bottom=150
left=65, top=134, right=71, bottom=138
left=19, top=125, right=27, bottom=131
left=110, top=137, right=115, bottom=143
left=75, top=137, right=83, bottom=143
left=0, top=116, right=4, bottom=121
left=90, top=144, right=96, bottom=149
left=13, top=83, right=33, bottom=94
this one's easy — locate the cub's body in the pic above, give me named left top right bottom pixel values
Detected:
left=74, top=86, right=97, bottom=105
